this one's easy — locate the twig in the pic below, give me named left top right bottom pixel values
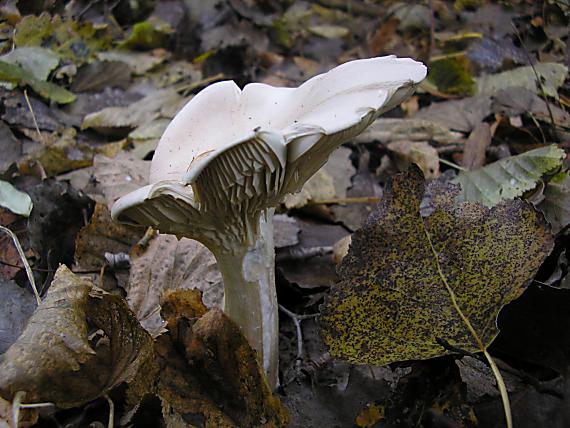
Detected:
left=23, top=90, right=42, bottom=142
left=12, top=391, right=54, bottom=428
left=278, top=304, right=318, bottom=363
left=0, top=225, right=40, bottom=305
left=439, top=158, right=467, bottom=171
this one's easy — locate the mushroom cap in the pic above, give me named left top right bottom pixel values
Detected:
left=112, top=56, right=427, bottom=245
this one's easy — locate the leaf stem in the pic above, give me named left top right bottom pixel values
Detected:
left=420, top=219, right=513, bottom=428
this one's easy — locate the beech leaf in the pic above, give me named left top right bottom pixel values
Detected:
left=454, top=145, right=565, bottom=207
left=320, top=166, right=553, bottom=366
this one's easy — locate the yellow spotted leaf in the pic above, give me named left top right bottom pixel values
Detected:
left=320, top=165, right=553, bottom=365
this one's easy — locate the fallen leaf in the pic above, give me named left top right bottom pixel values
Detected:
left=14, top=13, right=112, bottom=63
left=0, top=46, right=60, bottom=81
left=119, top=18, right=174, bottom=50
left=537, top=171, right=570, bottom=234
left=387, top=141, right=440, bottom=178
left=320, top=166, right=553, bottom=365
left=455, top=144, right=565, bottom=207
left=476, top=63, right=568, bottom=98
left=427, top=53, right=475, bottom=95
left=415, top=94, right=492, bottom=133
left=27, top=179, right=94, bottom=282
left=97, top=50, right=166, bottom=75
left=0, top=180, right=32, bottom=217
left=91, top=153, right=150, bottom=210
left=0, top=280, right=36, bottom=354
left=74, top=203, right=144, bottom=272
left=81, top=89, right=183, bottom=135
left=354, top=118, right=464, bottom=144
left=0, top=121, right=21, bottom=173
left=462, top=122, right=492, bottom=170
left=284, top=168, right=336, bottom=208
left=127, top=234, right=222, bottom=337
left=72, top=61, right=131, bottom=92
left=491, top=87, right=570, bottom=128
left=0, top=265, right=155, bottom=407
left=0, top=60, right=75, bottom=104
left=156, top=296, right=288, bottom=427
left=308, top=25, right=349, bottom=39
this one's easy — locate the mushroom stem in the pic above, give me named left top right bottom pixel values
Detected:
left=211, top=208, right=279, bottom=389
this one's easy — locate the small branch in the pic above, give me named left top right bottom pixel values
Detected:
left=279, top=304, right=318, bottom=363
left=0, top=225, right=40, bottom=305
left=12, top=391, right=54, bottom=428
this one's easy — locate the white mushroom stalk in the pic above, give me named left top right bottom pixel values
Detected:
left=111, top=56, right=427, bottom=389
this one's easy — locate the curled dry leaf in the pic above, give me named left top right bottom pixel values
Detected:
left=0, top=265, right=155, bottom=408
left=320, top=165, right=553, bottom=365
left=156, top=290, right=288, bottom=427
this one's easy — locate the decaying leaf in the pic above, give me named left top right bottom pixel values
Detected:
left=387, top=141, right=440, bottom=178
left=0, top=265, right=155, bottom=408
left=354, top=118, right=463, bottom=145
left=454, top=145, right=565, bottom=207
left=74, top=203, right=144, bottom=271
left=81, top=89, right=183, bottom=135
left=476, top=62, right=568, bottom=98
left=284, top=168, right=336, bottom=208
left=0, top=280, right=36, bottom=354
left=127, top=234, right=222, bottom=337
left=537, top=171, right=570, bottom=234
left=156, top=292, right=288, bottom=427
left=320, top=166, right=553, bottom=365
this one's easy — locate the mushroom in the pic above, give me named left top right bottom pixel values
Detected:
left=112, top=56, right=427, bottom=388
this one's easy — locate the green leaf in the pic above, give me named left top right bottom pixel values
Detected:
left=454, top=145, right=564, bottom=207
left=320, top=166, right=553, bottom=365
left=427, top=53, right=475, bottom=95
left=118, top=19, right=173, bottom=50
left=0, top=180, right=32, bottom=217
left=14, top=13, right=112, bottom=63
left=0, top=60, right=75, bottom=104
left=0, top=47, right=60, bottom=81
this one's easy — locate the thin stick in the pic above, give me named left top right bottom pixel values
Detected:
left=12, top=391, right=53, bottom=428
left=439, top=157, right=467, bottom=171
left=23, top=90, right=42, bottom=142
left=0, top=225, right=40, bottom=305
left=278, top=304, right=318, bottom=361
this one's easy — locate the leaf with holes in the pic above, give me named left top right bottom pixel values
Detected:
left=320, top=165, right=553, bottom=366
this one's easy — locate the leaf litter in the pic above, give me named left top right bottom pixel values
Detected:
left=1, top=1, right=570, bottom=426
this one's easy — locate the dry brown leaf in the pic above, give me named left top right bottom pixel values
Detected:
left=387, top=141, right=440, bottom=178
left=0, top=265, right=155, bottom=408
left=127, top=234, right=222, bottom=337
left=75, top=203, right=144, bottom=272
left=156, top=291, right=288, bottom=428
left=462, top=123, right=492, bottom=170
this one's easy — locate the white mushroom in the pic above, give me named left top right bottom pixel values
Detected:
left=112, top=56, right=427, bottom=389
